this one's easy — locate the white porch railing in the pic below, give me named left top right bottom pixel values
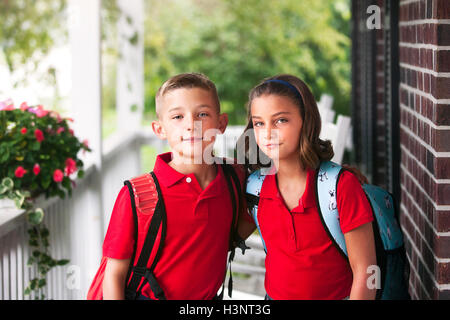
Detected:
left=0, top=129, right=162, bottom=300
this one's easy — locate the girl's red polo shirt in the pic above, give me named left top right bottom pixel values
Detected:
left=257, top=168, right=374, bottom=300
left=102, top=152, right=246, bottom=300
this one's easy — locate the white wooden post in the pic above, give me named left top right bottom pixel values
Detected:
left=116, top=0, right=144, bottom=134
left=68, top=0, right=104, bottom=297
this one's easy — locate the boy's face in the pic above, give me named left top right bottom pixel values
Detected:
left=152, top=88, right=228, bottom=163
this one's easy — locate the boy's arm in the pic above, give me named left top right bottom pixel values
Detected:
left=344, top=222, right=377, bottom=300
left=103, top=258, right=131, bottom=300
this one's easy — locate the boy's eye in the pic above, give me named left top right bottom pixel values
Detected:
left=199, top=112, right=209, bottom=118
left=172, top=115, right=183, bottom=120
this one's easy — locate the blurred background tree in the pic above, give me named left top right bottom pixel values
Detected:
left=1, top=0, right=351, bottom=128
left=143, top=0, right=351, bottom=125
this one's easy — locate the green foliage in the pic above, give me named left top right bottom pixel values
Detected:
left=0, top=0, right=67, bottom=73
left=0, top=102, right=90, bottom=299
left=144, top=0, right=351, bottom=124
left=0, top=105, right=90, bottom=199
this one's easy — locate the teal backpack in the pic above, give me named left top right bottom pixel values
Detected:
left=245, top=161, right=410, bottom=300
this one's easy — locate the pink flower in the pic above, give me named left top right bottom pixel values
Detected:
left=57, top=127, right=65, bottom=134
left=20, top=102, right=29, bottom=111
left=53, top=169, right=64, bottom=183
left=82, top=139, right=89, bottom=148
left=50, top=111, right=62, bottom=122
left=64, top=158, right=77, bottom=176
left=0, top=103, right=15, bottom=111
left=69, top=129, right=74, bottom=136
left=36, top=109, right=49, bottom=118
left=34, top=129, right=44, bottom=142
left=33, top=164, right=41, bottom=176
left=15, top=166, right=27, bottom=178
left=20, top=127, right=28, bottom=134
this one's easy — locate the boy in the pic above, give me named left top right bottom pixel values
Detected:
left=101, top=73, right=247, bottom=300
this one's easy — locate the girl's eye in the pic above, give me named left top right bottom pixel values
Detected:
left=253, top=121, right=263, bottom=127
left=276, top=118, right=288, bottom=124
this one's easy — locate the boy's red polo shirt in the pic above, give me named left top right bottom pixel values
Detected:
left=102, top=152, right=246, bottom=300
left=256, top=168, right=374, bottom=300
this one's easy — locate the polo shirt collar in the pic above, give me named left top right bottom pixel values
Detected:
left=153, top=152, right=187, bottom=188
left=152, top=152, right=226, bottom=196
left=260, top=168, right=316, bottom=213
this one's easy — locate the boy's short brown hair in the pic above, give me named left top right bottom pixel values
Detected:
left=155, top=73, right=220, bottom=117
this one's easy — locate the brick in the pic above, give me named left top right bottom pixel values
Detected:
left=434, top=0, right=450, bottom=19
left=434, top=104, right=450, bottom=126
left=436, top=209, right=450, bottom=232
left=435, top=50, right=450, bottom=73
left=433, top=76, right=450, bottom=99
left=434, top=157, right=450, bottom=180
left=431, top=128, right=450, bottom=152
left=426, top=0, right=433, bottom=19
left=426, top=148, right=434, bottom=174
left=437, top=263, right=450, bottom=284
left=437, top=24, right=450, bottom=46
left=435, top=234, right=450, bottom=258
left=436, top=289, right=450, bottom=300
left=436, top=183, right=450, bottom=205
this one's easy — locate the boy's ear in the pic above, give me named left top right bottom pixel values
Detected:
left=151, top=120, right=167, bottom=140
left=218, top=113, right=228, bottom=134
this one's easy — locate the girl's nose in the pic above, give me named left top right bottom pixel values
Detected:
left=263, top=126, right=279, bottom=142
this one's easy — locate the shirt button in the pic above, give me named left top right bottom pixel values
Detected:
left=186, top=177, right=192, bottom=183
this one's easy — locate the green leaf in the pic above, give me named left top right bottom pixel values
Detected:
left=77, top=170, right=85, bottom=179
left=0, top=185, right=8, bottom=194
left=57, top=259, right=70, bottom=266
left=30, top=278, right=38, bottom=290
left=30, top=141, right=41, bottom=151
left=1, top=177, right=14, bottom=190
left=27, top=209, right=44, bottom=225
left=38, top=279, right=46, bottom=288
left=14, top=196, right=25, bottom=208
left=24, top=287, right=31, bottom=296
left=0, top=145, right=10, bottom=163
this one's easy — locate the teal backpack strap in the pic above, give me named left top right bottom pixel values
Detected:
left=245, top=169, right=268, bottom=253
left=316, top=161, right=348, bottom=259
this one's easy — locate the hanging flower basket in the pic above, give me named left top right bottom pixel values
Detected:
left=0, top=100, right=91, bottom=299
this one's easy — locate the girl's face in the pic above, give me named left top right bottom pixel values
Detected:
left=250, top=94, right=303, bottom=162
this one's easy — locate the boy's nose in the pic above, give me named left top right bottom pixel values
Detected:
left=185, top=116, right=201, bottom=133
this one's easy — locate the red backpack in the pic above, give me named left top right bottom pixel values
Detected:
left=86, top=164, right=243, bottom=300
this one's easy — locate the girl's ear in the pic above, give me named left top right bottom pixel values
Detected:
left=151, top=120, right=167, bottom=140
left=218, top=113, right=229, bottom=134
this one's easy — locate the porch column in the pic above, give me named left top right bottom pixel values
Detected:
left=116, top=0, right=145, bottom=134
left=68, top=0, right=104, bottom=297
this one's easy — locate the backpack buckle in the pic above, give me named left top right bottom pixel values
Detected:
left=133, top=266, right=149, bottom=278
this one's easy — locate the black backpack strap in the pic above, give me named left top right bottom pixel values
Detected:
left=123, top=180, right=139, bottom=290
left=124, top=172, right=167, bottom=300
left=220, top=163, right=245, bottom=299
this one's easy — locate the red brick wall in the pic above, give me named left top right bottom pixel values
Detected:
left=374, top=0, right=387, bottom=188
left=398, top=0, right=450, bottom=300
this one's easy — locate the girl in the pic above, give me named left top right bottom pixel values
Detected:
left=237, top=74, right=377, bottom=300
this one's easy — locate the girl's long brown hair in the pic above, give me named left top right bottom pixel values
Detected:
left=237, top=74, right=334, bottom=173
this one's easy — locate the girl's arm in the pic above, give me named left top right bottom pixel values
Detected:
left=238, top=213, right=257, bottom=240
left=103, top=258, right=131, bottom=300
left=344, top=222, right=377, bottom=300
